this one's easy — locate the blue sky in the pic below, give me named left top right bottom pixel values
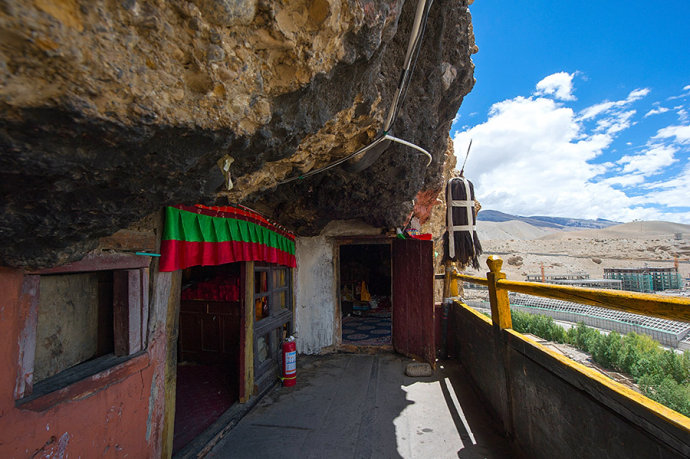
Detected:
left=451, top=1, right=690, bottom=223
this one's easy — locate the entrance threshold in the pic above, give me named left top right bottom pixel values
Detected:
left=338, top=343, right=394, bottom=354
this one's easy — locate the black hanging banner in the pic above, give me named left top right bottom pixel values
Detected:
left=444, top=177, right=482, bottom=269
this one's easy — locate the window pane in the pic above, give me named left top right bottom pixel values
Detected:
left=257, top=332, right=270, bottom=364
left=277, top=291, right=287, bottom=309
left=255, top=296, right=269, bottom=321
left=255, top=271, right=268, bottom=294
left=274, top=269, right=287, bottom=287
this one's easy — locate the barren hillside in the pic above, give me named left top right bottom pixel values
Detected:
left=540, top=221, right=690, bottom=241
left=476, top=220, right=558, bottom=240
left=467, top=220, right=690, bottom=283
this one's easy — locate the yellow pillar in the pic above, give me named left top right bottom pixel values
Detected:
left=487, top=256, right=512, bottom=329
left=449, top=266, right=459, bottom=297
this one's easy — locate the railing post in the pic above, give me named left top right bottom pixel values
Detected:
left=487, top=256, right=512, bottom=329
left=443, top=261, right=460, bottom=299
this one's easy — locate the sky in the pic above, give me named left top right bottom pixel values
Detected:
left=451, top=1, right=690, bottom=223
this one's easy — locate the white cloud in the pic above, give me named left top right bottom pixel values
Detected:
left=600, top=174, right=646, bottom=187
left=666, top=86, right=690, bottom=101
left=644, top=106, right=670, bottom=117
left=452, top=76, right=690, bottom=224
left=579, top=88, right=649, bottom=120
left=454, top=95, right=627, bottom=220
left=628, top=88, right=651, bottom=100
left=617, top=144, right=677, bottom=175
left=654, top=124, right=690, bottom=144
left=595, top=109, right=636, bottom=135
left=637, top=165, right=690, bottom=210
left=534, top=72, right=576, bottom=101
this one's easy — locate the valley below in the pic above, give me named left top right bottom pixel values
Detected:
left=463, top=219, right=690, bottom=288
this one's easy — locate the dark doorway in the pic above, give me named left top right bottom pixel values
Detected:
left=173, top=263, right=242, bottom=454
left=339, top=243, right=392, bottom=346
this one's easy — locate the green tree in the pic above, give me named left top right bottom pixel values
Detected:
left=508, top=310, right=690, bottom=417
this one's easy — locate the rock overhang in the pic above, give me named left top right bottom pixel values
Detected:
left=0, top=0, right=476, bottom=268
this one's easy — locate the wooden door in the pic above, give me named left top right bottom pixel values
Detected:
left=392, top=238, right=435, bottom=365
left=179, top=300, right=240, bottom=367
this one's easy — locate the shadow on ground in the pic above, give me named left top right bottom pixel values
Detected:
left=206, top=353, right=516, bottom=458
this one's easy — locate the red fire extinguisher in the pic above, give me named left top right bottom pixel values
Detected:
left=281, top=336, right=297, bottom=387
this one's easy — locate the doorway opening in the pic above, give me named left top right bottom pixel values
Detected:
left=339, top=243, right=392, bottom=346
left=173, top=263, right=242, bottom=454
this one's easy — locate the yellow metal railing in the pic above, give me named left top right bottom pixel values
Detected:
left=453, top=255, right=690, bottom=330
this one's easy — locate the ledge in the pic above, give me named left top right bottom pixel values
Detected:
left=29, top=252, right=151, bottom=274
left=16, top=351, right=150, bottom=412
left=503, top=328, right=690, bottom=446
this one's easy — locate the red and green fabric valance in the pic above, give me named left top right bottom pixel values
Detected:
left=159, top=205, right=296, bottom=272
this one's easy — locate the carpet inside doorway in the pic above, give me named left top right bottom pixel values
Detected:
left=342, top=311, right=391, bottom=346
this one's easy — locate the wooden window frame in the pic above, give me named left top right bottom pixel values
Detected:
left=14, top=253, right=150, bottom=406
left=252, top=264, right=292, bottom=391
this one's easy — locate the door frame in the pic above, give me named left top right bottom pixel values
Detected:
left=333, top=237, right=393, bottom=348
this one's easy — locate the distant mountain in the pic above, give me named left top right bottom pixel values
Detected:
left=478, top=210, right=620, bottom=230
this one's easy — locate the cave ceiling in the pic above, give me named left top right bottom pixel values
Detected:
left=0, top=0, right=475, bottom=268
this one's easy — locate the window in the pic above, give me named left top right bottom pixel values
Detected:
left=253, top=264, right=292, bottom=391
left=15, top=254, right=149, bottom=403
left=34, top=272, right=115, bottom=383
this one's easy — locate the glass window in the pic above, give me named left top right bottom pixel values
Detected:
left=253, top=264, right=293, bottom=391
left=277, top=291, right=287, bottom=309
left=274, top=269, right=287, bottom=287
left=255, top=296, right=269, bottom=321
left=255, top=271, right=268, bottom=294
left=256, top=332, right=270, bottom=364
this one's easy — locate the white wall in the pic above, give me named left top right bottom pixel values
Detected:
left=294, top=235, right=336, bottom=354
left=294, top=220, right=381, bottom=354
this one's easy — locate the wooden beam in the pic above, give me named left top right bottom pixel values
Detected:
left=140, top=268, right=150, bottom=349
left=98, top=229, right=156, bottom=252
left=113, top=269, right=145, bottom=356
left=240, top=262, right=254, bottom=403
left=31, top=253, right=150, bottom=274
left=160, top=270, right=181, bottom=459
left=14, top=275, right=40, bottom=399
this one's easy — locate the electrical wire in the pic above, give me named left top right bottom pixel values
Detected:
left=276, top=0, right=434, bottom=187
left=386, top=134, right=432, bottom=166
left=384, top=0, right=433, bottom=131
left=385, top=0, right=433, bottom=132
left=277, top=133, right=432, bottom=186
left=278, top=135, right=390, bottom=185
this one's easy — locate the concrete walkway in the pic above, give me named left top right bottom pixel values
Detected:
left=207, top=353, right=515, bottom=459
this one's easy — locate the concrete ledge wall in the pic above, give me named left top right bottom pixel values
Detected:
left=451, top=303, right=690, bottom=458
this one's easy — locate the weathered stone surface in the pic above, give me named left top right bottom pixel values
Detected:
left=0, top=0, right=475, bottom=268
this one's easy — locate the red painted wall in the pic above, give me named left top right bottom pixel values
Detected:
left=0, top=268, right=168, bottom=457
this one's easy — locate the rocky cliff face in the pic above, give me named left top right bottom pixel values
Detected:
left=0, top=0, right=475, bottom=268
